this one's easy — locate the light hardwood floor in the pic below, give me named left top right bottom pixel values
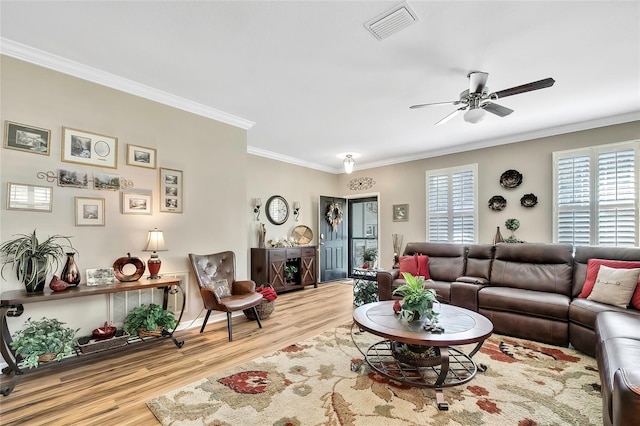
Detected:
left=0, top=281, right=356, bottom=426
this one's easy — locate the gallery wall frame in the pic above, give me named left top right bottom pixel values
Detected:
left=159, top=167, right=183, bottom=213
left=6, top=182, right=53, bottom=212
left=4, top=121, right=51, bottom=156
left=62, top=127, right=118, bottom=169
left=126, top=144, right=157, bottom=169
left=393, top=204, right=409, bottom=222
left=122, top=191, right=152, bottom=215
left=75, top=196, right=105, bottom=226
left=58, top=169, right=89, bottom=188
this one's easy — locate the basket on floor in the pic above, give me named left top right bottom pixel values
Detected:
left=137, top=326, right=163, bottom=338
left=244, top=284, right=277, bottom=320
left=244, top=299, right=275, bottom=320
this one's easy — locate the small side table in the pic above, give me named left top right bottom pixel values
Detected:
left=352, top=268, right=380, bottom=307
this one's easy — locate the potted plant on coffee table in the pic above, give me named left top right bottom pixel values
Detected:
left=123, top=303, right=178, bottom=337
left=10, top=317, right=79, bottom=369
left=0, top=230, right=75, bottom=293
left=392, top=272, right=439, bottom=323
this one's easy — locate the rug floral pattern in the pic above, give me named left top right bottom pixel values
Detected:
left=147, top=324, right=602, bottom=425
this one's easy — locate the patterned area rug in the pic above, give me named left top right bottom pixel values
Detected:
left=147, top=324, right=602, bottom=425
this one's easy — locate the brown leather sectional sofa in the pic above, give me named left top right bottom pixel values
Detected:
left=376, top=241, right=640, bottom=425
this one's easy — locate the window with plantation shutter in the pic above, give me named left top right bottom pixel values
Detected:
left=426, top=164, right=477, bottom=243
left=553, top=141, right=639, bottom=246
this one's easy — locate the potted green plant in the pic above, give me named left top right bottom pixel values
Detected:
left=122, top=303, right=178, bottom=337
left=392, top=272, right=439, bottom=323
left=0, top=230, right=75, bottom=293
left=504, top=218, right=523, bottom=243
left=10, top=317, right=78, bottom=369
left=363, top=248, right=378, bottom=269
left=284, top=264, right=298, bottom=282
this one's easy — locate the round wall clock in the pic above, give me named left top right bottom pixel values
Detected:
left=266, top=195, right=289, bottom=225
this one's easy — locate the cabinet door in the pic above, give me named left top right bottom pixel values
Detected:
left=268, top=250, right=286, bottom=291
left=301, top=248, right=316, bottom=286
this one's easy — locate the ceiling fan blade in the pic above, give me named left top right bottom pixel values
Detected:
left=468, top=71, right=489, bottom=94
left=435, top=107, right=466, bottom=126
left=410, top=100, right=460, bottom=109
left=482, top=102, right=514, bottom=117
left=491, top=77, right=555, bottom=99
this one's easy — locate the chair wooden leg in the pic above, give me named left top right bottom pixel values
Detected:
left=200, top=310, right=212, bottom=333
left=252, top=307, right=263, bottom=329
left=227, top=312, right=233, bottom=341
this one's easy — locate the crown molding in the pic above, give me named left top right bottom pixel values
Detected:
left=0, top=38, right=254, bottom=130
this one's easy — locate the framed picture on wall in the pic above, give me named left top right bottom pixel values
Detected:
left=75, top=197, right=105, bottom=226
left=393, top=204, right=409, bottom=222
left=159, top=167, right=183, bottom=213
left=62, top=127, right=118, bottom=169
left=126, top=144, right=157, bottom=169
left=4, top=121, right=51, bottom=155
left=58, top=169, right=90, bottom=188
left=122, top=191, right=152, bottom=215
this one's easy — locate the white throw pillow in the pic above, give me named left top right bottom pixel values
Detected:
left=587, top=265, right=640, bottom=309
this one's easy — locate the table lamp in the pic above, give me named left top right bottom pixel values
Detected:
left=143, top=228, right=168, bottom=279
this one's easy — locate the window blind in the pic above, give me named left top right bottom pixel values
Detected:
left=554, top=142, right=638, bottom=246
left=426, top=164, right=477, bottom=243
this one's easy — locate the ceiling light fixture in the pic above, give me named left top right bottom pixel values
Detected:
left=343, top=154, right=355, bottom=174
left=463, top=108, right=486, bottom=124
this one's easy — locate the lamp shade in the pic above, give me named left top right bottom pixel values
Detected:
left=343, top=154, right=355, bottom=174
left=143, top=228, right=168, bottom=252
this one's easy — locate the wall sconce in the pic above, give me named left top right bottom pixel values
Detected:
left=143, top=228, right=168, bottom=279
left=293, top=201, right=300, bottom=221
left=253, top=198, right=262, bottom=221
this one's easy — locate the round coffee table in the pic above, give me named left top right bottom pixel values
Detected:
left=352, top=301, right=493, bottom=410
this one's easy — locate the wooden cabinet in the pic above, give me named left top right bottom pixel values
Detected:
left=251, top=246, right=317, bottom=292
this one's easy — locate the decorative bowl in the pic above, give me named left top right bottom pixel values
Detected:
left=92, top=326, right=117, bottom=340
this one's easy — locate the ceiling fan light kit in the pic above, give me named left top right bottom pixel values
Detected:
left=411, top=72, right=555, bottom=125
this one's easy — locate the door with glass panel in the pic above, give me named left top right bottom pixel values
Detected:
left=348, top=197, right=379, bottom=275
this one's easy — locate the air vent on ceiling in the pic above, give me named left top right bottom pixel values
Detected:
left=364, top=2, right=419, bottom=41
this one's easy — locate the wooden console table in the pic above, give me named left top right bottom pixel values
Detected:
left=0, top=276, right=185, bottom=396
left=251, top=246, right=317, bottom=293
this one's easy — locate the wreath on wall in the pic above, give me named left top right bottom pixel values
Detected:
left=326, top=203, right=344, bottom=232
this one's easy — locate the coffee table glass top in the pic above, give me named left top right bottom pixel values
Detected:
left=353, top=301, right=493, bottom=346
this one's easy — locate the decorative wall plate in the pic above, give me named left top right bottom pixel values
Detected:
left=520, top=193, right=538, bottom=208
left=292, top=225, right=313, bottom=245
left=488, top=195, right=507, bottom=211
left=500, top=170, right=523, bottom=188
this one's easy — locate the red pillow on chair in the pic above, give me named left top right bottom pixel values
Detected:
left=579, top=258, right=640, bottom=309
left=398, top=254, right=430, bottom=279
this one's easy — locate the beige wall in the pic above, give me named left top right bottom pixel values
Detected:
left=246, top=155, right=338, bottom=249
left=0, top=56, right=249, bottom=335
left=338, top=121, right=640, bottom=269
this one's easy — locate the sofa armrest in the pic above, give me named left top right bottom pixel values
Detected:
left=613, top=368, right=640, bottom=426
left=376, top=268, right=400, bottom=300
left=450, top=280, right=486, bottom=312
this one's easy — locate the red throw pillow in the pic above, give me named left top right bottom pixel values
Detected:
left=416, top=255, right=429, bottom=279
left=579, top=258, right=640, bottom=309
left=398, top=254, right=430, bottom=279
left=399, top=256, right=418, bottom=276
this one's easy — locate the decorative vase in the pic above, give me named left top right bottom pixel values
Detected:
left=60, top=252, right=80, bottom=286
left=493, top=226, right=505, bottom=244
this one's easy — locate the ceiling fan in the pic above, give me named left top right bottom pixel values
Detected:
left=410, top=71, right=555, bottom=125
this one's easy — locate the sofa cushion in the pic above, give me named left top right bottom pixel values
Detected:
left=573, top=245, right=640, bottom=298
left=490, top=243, right=573, bottom=295
left=570, top=298, right=630, bottom=330
left=587, top=266, right=640, bottom=308
left=478, top=286, right=570, bottom=321
left=578, top=258, right=640, bottom=309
